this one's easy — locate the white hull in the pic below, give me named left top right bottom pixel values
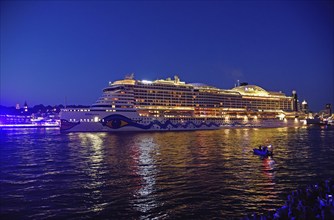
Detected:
left=60, top=111, right=305, bottom=133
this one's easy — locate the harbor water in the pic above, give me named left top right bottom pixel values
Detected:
left=1, top=126, right=333, bottom=219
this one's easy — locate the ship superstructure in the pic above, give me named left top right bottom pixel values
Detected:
left=60, top=75, right=306, bottom=132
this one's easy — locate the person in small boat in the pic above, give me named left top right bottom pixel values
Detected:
left=262, top=146, right=268, bottom=152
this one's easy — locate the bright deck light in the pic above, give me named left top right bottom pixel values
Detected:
left=142, top=80, right=153, bottom=84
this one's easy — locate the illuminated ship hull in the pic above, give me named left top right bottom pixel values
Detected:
left=60, top=75, right=306, bottom=132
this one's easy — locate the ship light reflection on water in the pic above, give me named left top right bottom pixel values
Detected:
left=1, top=127, right=333, bottom=219
left=78, top=133, right=107, bottom=212
left=133, top=136, right=159, bottom=215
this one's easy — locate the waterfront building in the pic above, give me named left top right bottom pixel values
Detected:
left=325, top=103, right=332, bottom=116
left=301, top=100, right=309, bottom=113
left=0, top=104, right=60, bottom=128
left=60, top=75, right=307, bottom=132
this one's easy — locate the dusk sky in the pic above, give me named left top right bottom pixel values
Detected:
left=1, top=0, right=333, bottom=112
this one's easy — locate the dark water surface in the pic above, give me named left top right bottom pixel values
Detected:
left=1, top=126, right=334, bottom=219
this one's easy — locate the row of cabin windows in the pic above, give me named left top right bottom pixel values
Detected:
left=93, top=105, right=134, bottom=108
left=133, top=97, right=292, bottom=104
left=134, top=89, right=193, bottom=93
left=136, top=85, right=192, bottom=90
left=96, top=97, right=292, bottom=110
left=134, top=94, right=194, bottom=99
left=118, top=87, right=289, bottom=100
left=133, top=93, right=291, bottom=104
left=135, top=101, right=291, bottom=109
left=69, top=118, right=97, bottom=122
left=103, top=95, right=134, bottom=99
left=134, top=93, right=193, bottom=98
left=135, top=103, right=291, bottom=109
left=125, top=91, right=290, bottom=104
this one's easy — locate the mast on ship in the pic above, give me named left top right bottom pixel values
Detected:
left=125, top=73, right=134, bottom=79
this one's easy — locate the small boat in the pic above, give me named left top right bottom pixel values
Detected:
left=253, top=145, right=273, bottom=157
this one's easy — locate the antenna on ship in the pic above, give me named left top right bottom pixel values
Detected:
left=234, top=79, right=240, bottom=87
left=125, top=73, right=134, bottom=79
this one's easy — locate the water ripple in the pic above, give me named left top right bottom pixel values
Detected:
left=1, top=127, right=334, bottom=219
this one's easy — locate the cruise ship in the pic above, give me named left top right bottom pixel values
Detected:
left=60, top=75, right=306, bottom=132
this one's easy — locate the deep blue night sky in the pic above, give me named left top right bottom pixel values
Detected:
left=1, top=1, right=333, bottom=112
